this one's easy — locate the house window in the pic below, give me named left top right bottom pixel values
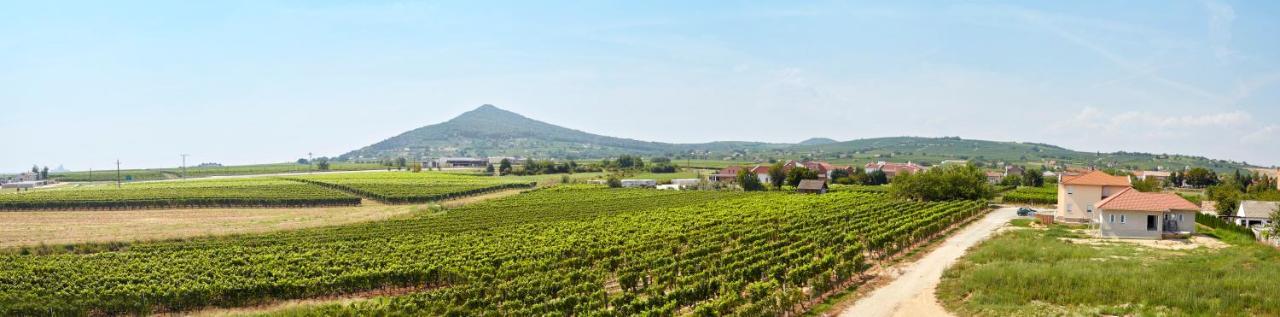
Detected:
left=1067, top=186, right=1073, bottom=195
left=1120, top=215, right=1126, bottom=223
left=1087, top=206, right=1093, bottom=213
left=1066, top=204, right=1072, bottom=212
left=1109, top=214, right=1115, bottom=223
left=1177, top=214, right=1183, bottom=221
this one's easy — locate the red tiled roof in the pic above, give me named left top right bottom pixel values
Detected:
left=749, top=166, right=770, bottom=174
left=1096, top=188, right=1199, bottom=212
left=1060, top=171, right=1130, bottom=186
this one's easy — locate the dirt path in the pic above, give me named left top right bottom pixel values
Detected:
left=839, top=207, right=1021, bottom=317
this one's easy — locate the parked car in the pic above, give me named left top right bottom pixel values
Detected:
left=1016, top=207, right=1036, bottom=216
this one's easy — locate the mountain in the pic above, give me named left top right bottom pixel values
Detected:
left=341, top=105, right=787, bottom=160
left=343, top=105, right=1256, bottom=172
left=799, top=138, right=838, bottom=145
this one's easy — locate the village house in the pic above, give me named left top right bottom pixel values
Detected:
left=1057, top=171, right=1131, bottom=223
left=1132, top=170, right=1171, bottom=183
left=749, top=165, right=772, bottom=184
left=1095, top=187, right=1199, bottom=239
left=433, top=157, right=488, bottom=168
left=796, top=179, right=828, bottom=194
left=1004, top=165, right=1024, bottom=177
left=1232, top=200, right=1279, bottom=228
left=985, top=171, right=1005, bottom=184
left=709, top=166, right=744, bottom=182
left=864, top=161, right=924, bottom=180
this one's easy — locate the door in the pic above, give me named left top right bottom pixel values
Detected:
left=1146, top=215, right=1157, bottom=231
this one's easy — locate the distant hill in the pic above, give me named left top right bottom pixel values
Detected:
left=799, top=138, right=838, bottom=145
left=793, top=136, right=1251, bottom=172
left=340, top=105, right=787, bottom=160
left=342, top=105, right=1256, bottom=172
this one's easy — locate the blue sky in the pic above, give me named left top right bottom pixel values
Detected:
left=2, top=1, right=1278, bottom=172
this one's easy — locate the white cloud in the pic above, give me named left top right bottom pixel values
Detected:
left=1242, top=125, right=1279, bottom=144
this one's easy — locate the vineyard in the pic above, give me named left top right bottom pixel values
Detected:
left=0, top=178, right=359, bottom=210
left=1001, top=186, right=1057, bottom=205
left=0, top=186, right=986, bottom=315
left=286, top=172, right=535, bottom=204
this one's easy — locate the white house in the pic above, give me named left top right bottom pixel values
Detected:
left=670, top=179, right=700, bottom=188
left=1095, top=188, right=1199, bottom=239
left=1234, top=200, right=1279, bottom=228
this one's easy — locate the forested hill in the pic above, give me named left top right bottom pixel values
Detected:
left=340, top=105, right=786, bottom=160
left=342, top=105, right=1257, bottom=172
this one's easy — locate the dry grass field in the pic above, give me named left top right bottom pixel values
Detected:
left=0, top=203, right=417, bottom=248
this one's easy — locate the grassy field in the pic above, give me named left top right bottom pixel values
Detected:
left=937, top=220, right=1280, bottom=316
left=0, top=187, right=983, bottom=315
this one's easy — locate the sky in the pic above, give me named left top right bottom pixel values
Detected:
left=2, top=0, right=1279, bottom=172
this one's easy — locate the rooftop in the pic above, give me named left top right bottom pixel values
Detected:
left=1095, top=188, right=1199, bottom=212
left=1061, top=171, right=1131, bottom=187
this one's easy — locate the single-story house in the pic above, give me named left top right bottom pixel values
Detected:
left=709, top=166, right=744, bottom=182
left=797, top=179, right=828, bottom=194
left=1232, top=200, right=1279, bottom=228
left=1004, top=165, right=1025, bottom=177
left=749, top=166, right=772, bottom=184
left=985, top=171, right=1005, bottom=184
left=1095, top=187, right=1199, bottom=239
left=620, top=179, right=657, bottom=188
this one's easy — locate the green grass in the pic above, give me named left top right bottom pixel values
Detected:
left=938, top=221, right=1280, bottom=316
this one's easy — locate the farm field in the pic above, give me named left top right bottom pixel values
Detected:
left=999, top=186, right=1056, bottom=205
left=937, top=220, right=1280, bottom=316
left=0, top=186, right=985, bottom=315
left=0, top=178, right=359, bottom=210
left=0, top=204, right=420, bottom=248
left=46, top=162, right=385, bottom=182
left=287, top=172, right=535, bottom=204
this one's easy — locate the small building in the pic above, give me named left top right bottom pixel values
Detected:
left=1, top=180, right=50, bottom=191
left=1004, top=165, right=1025, bottom=177
left=656, top=184, right=681, bottom=190
left=620, top=179, right=657, bottom=188
left=985, top=171, right=1005, bottom=184
left=749, top=165, right=772, bottom=184
left=670, top=179, right=700, bottom=188
left=1133, top=171, right=1171, bottom=183
left=434, top=157, right=488, bottom=168
left=709, top=166, right=744, bottom=182
left=1200, top=201, right=1218, bottom=216
left=1232, top=200, right=1279, bottom=228
left=1095, top=188, right=1199, bottom=239
left=796, top=179, right=828, bottom=194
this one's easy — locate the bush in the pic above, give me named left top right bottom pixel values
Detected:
left=889, top=164, right=994, bottom=201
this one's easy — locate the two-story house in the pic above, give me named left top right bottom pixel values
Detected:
left=1056, top=171, right=1131, bottom=223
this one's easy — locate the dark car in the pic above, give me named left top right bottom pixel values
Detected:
left=1016, top=207, right=1036, bottom=216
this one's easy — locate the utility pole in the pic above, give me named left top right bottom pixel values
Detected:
left=115, top=159, right=121, bottom=188
left=89, top=168, right=93, bottom=182
left=180, top=154, right=189, bottom=179
left=308, top=152, right=314, bottom=173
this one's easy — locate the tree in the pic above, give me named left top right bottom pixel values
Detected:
left=1000, top=174, right=1023, bottom=187
left=31, top=165, right=39, bottom=175
left=737, top=169, right=765, bottom=191
left=866, top=169, right=889, bottom=185
left=786, top=167, right=819, bottom=187
left=830, top=169, right=852, bottom=184
left=396, top=157, right=408, bottom=170
left=410, top=162, right=422, bottom=173
left=1184, top=168, right=1216, bottom=188
left=486, top=164, right=495, bottom=174
left=888, top=164, right=994, bottom=201
left=1021, top=168, right=1044, bottom=187
left=316, top=159, right=331, bottom=171
left=40, top=166, right=48, bottom=180
left=606, top=176, right=622, bottom=188
left=499, top=159, right=513, bottom=175
left=1206, top=184, right=1242, bottom=214
left=296, top=158, right=310, bottom=165
left=848, top=167, right=869, bottom=185
left=768, top=162, right=786, bottom=189
left=1131, top=177, right=1160, bottom=192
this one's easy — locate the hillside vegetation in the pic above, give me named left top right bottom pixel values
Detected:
left=340, top=105, right=1256, bottom=172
